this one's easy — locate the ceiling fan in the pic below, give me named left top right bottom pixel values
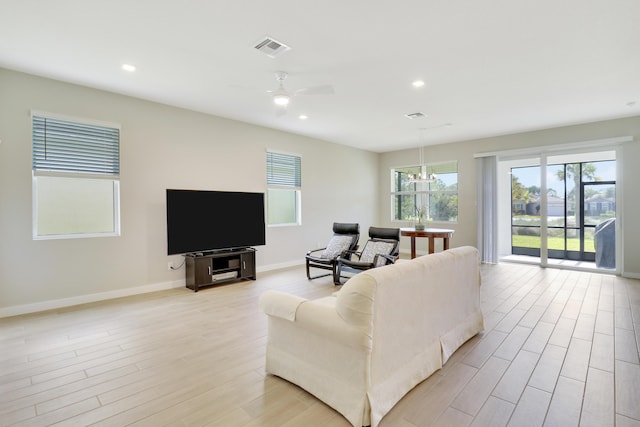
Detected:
left=267, top=71, right=334, bottom=115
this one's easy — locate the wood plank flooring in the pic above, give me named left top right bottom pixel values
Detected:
left=1, top=261, right=639, bottom=426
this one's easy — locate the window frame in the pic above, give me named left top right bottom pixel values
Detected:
left=390, top=161, right=458, bottom=224
left=31, top=111, right=121, bottom=240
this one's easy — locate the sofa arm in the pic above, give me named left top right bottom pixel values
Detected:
left=261, top=291, right=372, bottom=350
left=259, top=290, right=307, bottom=321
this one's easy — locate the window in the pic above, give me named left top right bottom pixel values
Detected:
left=266, top=151, right=301, bottom=226
left=391, top=161, right=458, bottom=223
left=32, top=113, right=120, bottom=239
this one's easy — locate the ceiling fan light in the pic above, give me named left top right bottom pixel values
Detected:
left=273, top=94, right=290, bottom=106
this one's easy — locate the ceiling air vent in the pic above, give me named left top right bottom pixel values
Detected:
left=254, top=36, right=291, bottom=58
left=404, top=112, right=427, bottom=119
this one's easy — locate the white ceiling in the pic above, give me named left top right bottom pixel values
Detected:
left=1, top=0, right=639, bottom=152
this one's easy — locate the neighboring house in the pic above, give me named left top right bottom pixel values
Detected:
left=547, top=196, right=565, bottom=217
left=585, top=195, right=616, bottom=216
left=512, top=195, right=564, bottom=217
left=525, top=197, right=540, bottom=216
left=512, top=200, right=527, bottom=215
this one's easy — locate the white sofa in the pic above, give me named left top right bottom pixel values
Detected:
left=259, top=246, right=484, bottom=427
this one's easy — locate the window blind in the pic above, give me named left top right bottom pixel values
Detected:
left=32, top=115, right=120, bottom=176
left=427, top=161, right=457, bottom=175
left=266, top=152, right=301, bottom=187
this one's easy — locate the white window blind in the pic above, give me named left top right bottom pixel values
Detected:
left=32, top=115, right=120, bottom=176
left=32, top=113, right=121, bottom=239
left=426, top=161, right=457, bottom=176
left=266, top=152, right=301, bottom=187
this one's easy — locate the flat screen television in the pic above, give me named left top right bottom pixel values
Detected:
left=166, top=189, right=266, bottom=255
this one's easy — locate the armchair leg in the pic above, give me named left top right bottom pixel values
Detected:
left=307, top=260, right=338, bottom=281
left=333, top=263, right=343, bottom=285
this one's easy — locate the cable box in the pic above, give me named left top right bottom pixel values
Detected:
left=211, top=271, right=238, bottom=281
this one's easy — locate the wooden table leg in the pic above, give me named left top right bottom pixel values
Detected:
left=428, top=237, right=435, bottom=254
left=410, top=236, right=417, bottom=259
left=443, top=237, right=450, bottom=250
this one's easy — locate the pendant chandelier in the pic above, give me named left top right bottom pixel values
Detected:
left=407, top=134, right=436, bottom=183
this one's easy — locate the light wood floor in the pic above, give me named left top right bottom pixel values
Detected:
left=1, top=262, right=640, bottom=426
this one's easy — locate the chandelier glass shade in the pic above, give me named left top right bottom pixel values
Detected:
left=407, top=169, right=437, bottom=183
left=407, top=144, right=436, bottom=183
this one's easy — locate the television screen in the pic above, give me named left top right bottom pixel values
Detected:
left=166, top=189, right=266, bottom=255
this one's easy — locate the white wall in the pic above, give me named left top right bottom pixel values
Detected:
left=3, top=66, right=639, bottom=316
left=0, top=68, right=379, bottom=315
left=379, top=116, right=640, bottom=277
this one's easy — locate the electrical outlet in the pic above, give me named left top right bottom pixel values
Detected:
left=167, top=261, right=173, bottom=271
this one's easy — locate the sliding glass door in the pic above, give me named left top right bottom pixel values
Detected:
left=511, top=158, right=616, bottom=268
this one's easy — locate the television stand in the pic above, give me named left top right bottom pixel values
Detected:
left=184, top=248, right=256, bottom=292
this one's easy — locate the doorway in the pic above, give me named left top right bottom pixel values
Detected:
left=509, top=156, right=616, bottom=270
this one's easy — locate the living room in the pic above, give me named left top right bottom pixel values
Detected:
left=3, top=66, right=639, bottom=316
left=1, top=1, right=640, bottom=426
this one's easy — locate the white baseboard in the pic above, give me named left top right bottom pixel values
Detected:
left=0, top=260, right=308, bottom=319
left=622, top=271, right=640, bottom=279
left=257, top=259, right=304, bottom=273
left=0, top=279, right=184, bottom=319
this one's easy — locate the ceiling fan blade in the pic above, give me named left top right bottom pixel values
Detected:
left=295, top=85, right=334, bottom=96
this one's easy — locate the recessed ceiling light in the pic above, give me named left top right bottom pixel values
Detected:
left=122, top=64, right=136, bottom=72
left=412, top=80, right=425, bottom=88
left=298, top=115, right=308, bottom=120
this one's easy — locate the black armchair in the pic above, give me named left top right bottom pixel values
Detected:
left=334, top=226, right=401, bottom=285
left=306, top=223, right=360, bottom=280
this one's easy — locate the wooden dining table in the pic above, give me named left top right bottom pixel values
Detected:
left=400, top=227, right=455, bottom=259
